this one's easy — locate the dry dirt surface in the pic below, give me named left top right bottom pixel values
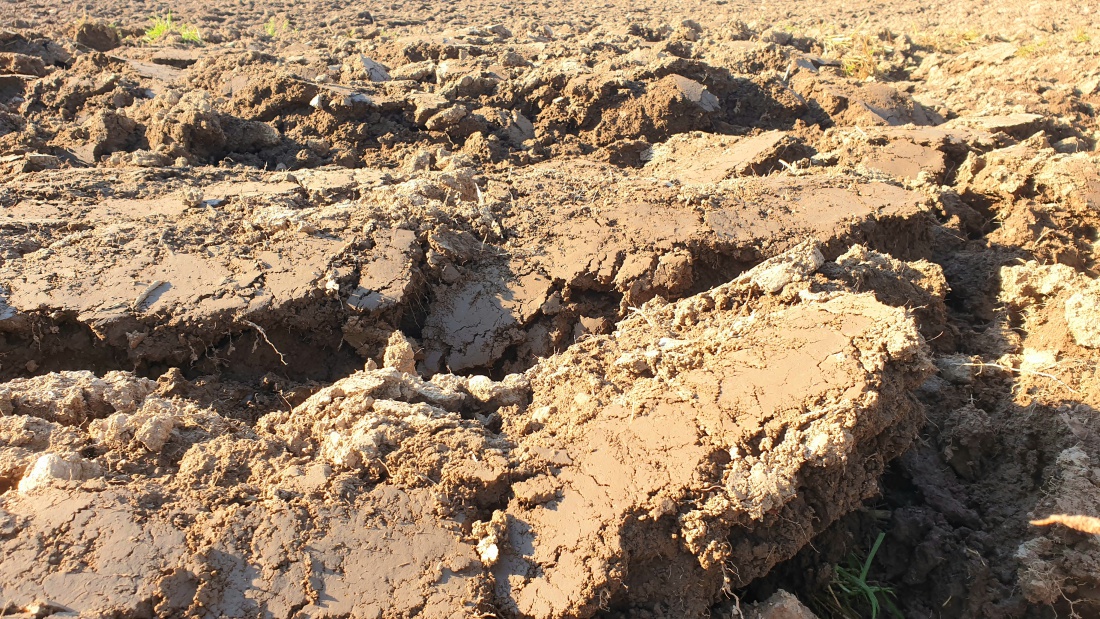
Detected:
left=0, top=0, right=1099, bottom=617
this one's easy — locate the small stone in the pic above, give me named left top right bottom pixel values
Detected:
left=180, top=187, right=204, bottom=208
left=347, top=55, right=391, bottom=82
left=466, top=375, right=497, bottom=402
left=746, top=589, right=819, bottom=619
left=476, top=537, right=499, bottom=565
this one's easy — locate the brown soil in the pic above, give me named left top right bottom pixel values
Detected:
left=1, top=0, right=1099, bottom=617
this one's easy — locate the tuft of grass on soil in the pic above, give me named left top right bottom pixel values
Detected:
left=143, top=12, right=175, bottom=42
left=179, top=24, right=202, bottom=44
left=264, top=16, right=290, bottom=39
left=1072, top=28, right=1091, bottom=43
left=816, top=532, right=904, bottom=619
left=143, top=11, right=202, bottom=45
left=912, top=28, right=984, bottom=54
left=958, top=28, right=982, bottom=45
left=1016, top=39, right=1048, bottom=57
left=824, top=32, right=890, bottom=80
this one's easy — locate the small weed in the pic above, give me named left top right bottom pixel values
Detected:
left=144, top=12, right=174, bottom=42
left=825, top=32, right=888, bottom=80
left=143, top=11, right=202, bottom=45
left=959, top=28, right=981, bottom=45
left=1016, top=39, right=1048, bottom=57
left=913, top=28, right=983, bottom=53
left=1072, top=28, right=1091, bottom=43
left=264, top=16, right=290, bottom=38
left=818, top=532, right=903, bottom=619
left=179, top=24, right=202, bottom=44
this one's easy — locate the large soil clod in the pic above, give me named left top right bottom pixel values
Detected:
left=0, top=159, right=935, bottom=382
left=0, top=244, right=932, bottom=617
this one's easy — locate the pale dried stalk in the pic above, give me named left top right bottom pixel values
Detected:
left=1030, top=514, right=1100, bottom=535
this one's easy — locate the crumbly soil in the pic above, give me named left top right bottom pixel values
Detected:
left=0, top=0, right=1099, bottom=617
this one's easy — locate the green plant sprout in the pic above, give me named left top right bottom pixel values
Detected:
left=831, top=35, right=885, bottom=79
left=143, top=11, right=202, bottom=44
left=179, top=24, right=202, bottom=43
left=826, top=532, right=903, bottom=619
left=1016, top=39, right=1048, bottom=58
left=143, top=12, right=175, bottom=42
left=264, top=16, right=290, bottom=38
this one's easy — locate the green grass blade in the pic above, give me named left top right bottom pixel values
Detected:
left=883, top=591, right=905, bottom=618
left=860, top=532, right=886, bottom=582
left=854, top=578, right=880, bottom=619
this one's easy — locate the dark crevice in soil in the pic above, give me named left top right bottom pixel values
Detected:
left=0, top=315, right=131, bottom=379
left=0, top=307, right=363, bottom=387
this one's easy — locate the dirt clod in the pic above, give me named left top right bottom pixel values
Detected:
left=1064, top=281, right=1100, bottom=348
left=72, top=21, right=120, bottom=52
